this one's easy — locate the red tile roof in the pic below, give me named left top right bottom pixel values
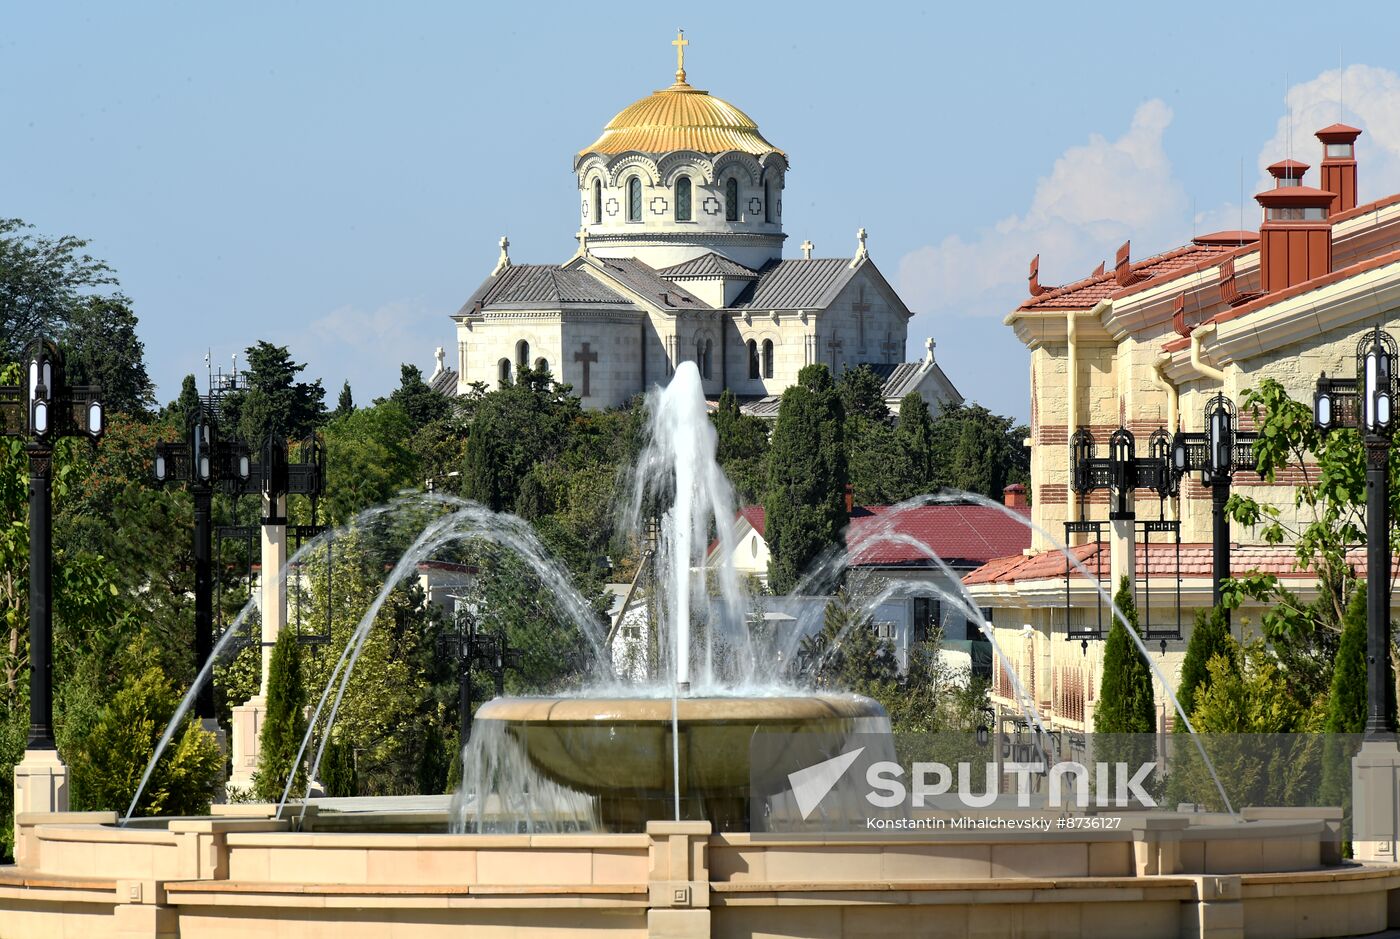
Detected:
left=1162, top=247, right=1400, bottom=352
left=728, top=503, right=1032, bottom=570
left=963, top=542, right=1393, bottom=586
left=1015, top=243, right=1239, bottom=311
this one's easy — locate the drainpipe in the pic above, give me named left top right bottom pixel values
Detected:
left=1066, top=308, right=1079, bottom=497
left=1189, top=322, right=1226, bottom=384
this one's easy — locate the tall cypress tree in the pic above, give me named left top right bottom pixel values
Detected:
left=462, top=418, right=502, bottom=511
left=255, top=629, right=308, bottom=801
left=1176, top=604, right=1233, bottom=728
left=764, top=364, right=847, bottom=593
left=335, top=381, right=354, bottom=418
left=896, top=392, right=935, bottom=493
left=1325, top=584, right=1367, bottom=734
left=1094, top=577, right=1155, bottom=734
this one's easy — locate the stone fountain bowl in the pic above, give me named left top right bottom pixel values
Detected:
left=473, top=693, right=887, bottom=817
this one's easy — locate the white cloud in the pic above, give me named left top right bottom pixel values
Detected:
left=897, top=100, right=1188, bottom=318
left=293, top=299, right=447, bottom=400
left=1256, top=65, right=1400, bottom=197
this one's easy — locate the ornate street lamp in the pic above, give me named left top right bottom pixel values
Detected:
left=0, top=338, right=104, bottom=753
left=152, top=401, right=252, bottom=721
left=437, top=603, right=520, bottom=742
left=1314, top=326, right=1398, bottom=737
left=1170, top=393, right=1260, bottom=617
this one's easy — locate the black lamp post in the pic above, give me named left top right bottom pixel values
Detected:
left=0, top=338, right=104, bottom=751
left=1315, top=326, right=1397, bottom=738
left=437, top=605, right=520, bottom=742
left=1170, top=393, right=1260, bottom=618
left=153, top=402, right=252, bottom=720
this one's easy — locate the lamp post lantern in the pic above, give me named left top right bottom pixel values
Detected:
left=1314, top=326, right=1398, bottom=738
left=1169, top=393, right=1260, bottom=619
left=152, top=400, right=253, bottom=721
left=0, top=339, right=103, bottom=765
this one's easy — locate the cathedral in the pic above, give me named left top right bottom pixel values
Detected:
left=434, top=33, right=960, bottom=415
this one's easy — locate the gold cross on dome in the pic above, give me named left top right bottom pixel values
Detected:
left=672, top=29, right=688, bottom=83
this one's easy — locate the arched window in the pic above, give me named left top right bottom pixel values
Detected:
left=627, top=177, right=642, bottom=222
left=535, top=357, right=549, bottom=375
left=725, top=178, right=739, bottom=221
left=764, top=179, right=773, bottom=222
left=747, top=340, right=760, bottom=380
left=762, top=339, right=775, bottom=379
left=703, top=338, right=713, bottom=380
left=592, top=180, right=602, bottom=224
left=498, top=358, right=512, bottom=387
left=516, top=340, right=530, bottom=370
left=675, top=177, right=692, bottom=221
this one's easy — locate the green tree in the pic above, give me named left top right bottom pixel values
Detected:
left=176, top=374, right=201, bottom=427
left=764, top=364, right=847, bottom=593
left=462, top=417, right=504, bottom=511
left=321, top=731, right=358, bottom=798
left=846, top=415, right=911, bottom=505
left=837, top=364, right=890, bottom=424
left=62, top=296, right=155, bottom=417
left=66, top=665, right=222, bottom=816
left=321, top=401, right=418, bottom=524
left=1176, top=605, right=1233, bottom=727
left=415, top=721, right=451, bottom=795
left=806, top=586, right=899, bottom=699
left=256, top=629, right=309, bottom=801
left=929, top=402, right=1029, bottom=499
left=1325, top=584, right=1368, bottom=734
left=0, top=218, right=117, bottom=358
left=335, top=381, right=355, bottom=418
left=222, top=341, right=326, bottom=445
left=896, top=393, right=936, bottom=494
left=711, top=389, right=769, bottom=506
left=459, top=365, right=582, bottom=511
left=1094, top=577, right=1155, bottom=734
left=389, top=364, right=450, bottom=427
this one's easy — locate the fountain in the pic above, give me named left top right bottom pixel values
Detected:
left=462, top=362, right=887, bottom=831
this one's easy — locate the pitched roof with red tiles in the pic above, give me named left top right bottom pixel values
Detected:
left=725, top=503, right=1032, bottom=570
left=1015, top=242, right=1243, bottom=311
left=963, top=542, right=1394, bottom=586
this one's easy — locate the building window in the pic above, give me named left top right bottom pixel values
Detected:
left=873, top=622, right=896, bottom=640
left=725, top=178, right=739, bottom=220
left=592, top=180, right=602, bottom=224
left=515, top=340, right=530, bottom=370
left=497, top=358, right=512, bottom=387
left=764, top=180, right=773, bottom=222
left=1266, top=206, right=1328, bottom=221
left=675, top=177, right=692, bottom=221
left=761, top=339, right=774, bottom=379
left=702, top=338, right=713, bottom=379
left=912, top=597, right=941, bottom=643
left=535, top=357, right=549, bottom=375
left=747, top=340, right=760, bottom=380
left=627, top=177, right=642, bottom=222
left=1327, top=143, right=1354, bottom=159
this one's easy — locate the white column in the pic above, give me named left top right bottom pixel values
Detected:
left=229, top=494, right=287, bottom=792
left=1353, top=739, right=1400, bottom=861
left=13, top=749, right=68, bottom=826
left=1109, top=511, right=1136, bottom=600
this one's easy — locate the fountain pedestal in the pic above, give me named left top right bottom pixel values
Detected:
left=1352, top=738, right=1400, bottom=861
left=12, top=749, right=68, bottom=823
left=228, top=696, right=266, bottom=792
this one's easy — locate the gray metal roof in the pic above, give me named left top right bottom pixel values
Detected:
left=656, top=253, right=758, bottom=279
left=729, top=258, right=857, bottom=310
left=580, top=256, right=710, bottom=310
left=461, top=264, right=630, bottom=312
left=866, top=361, right=926, bottom=400
left=429, top=368, right=459, bottom=396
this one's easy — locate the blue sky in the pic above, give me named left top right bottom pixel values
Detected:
left=7, top=2, right=1400, bottom=420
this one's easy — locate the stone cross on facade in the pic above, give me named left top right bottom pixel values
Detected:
left=880, top=333, right=900, bottom=361
left=850, top=227, right=868, bottom=268
left=924, top=336, right=936, bottom=364
left=800, top=239, right=813, bottom=260
left=434, top=346, right=446, bottom=377
left=852, top=285, right=872, bottom=351
left=826, top=335, right=843, bottom=373
left=574, top=342, right=599, bottom=397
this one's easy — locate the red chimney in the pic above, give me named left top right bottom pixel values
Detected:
left=844, top=483, right=854, bottom=516
left=1255, top=181, right=1334, bottom=293
left=1316, top=123, right=1362, bottom=215
left=1002, top=483, right=1027, bottom=508
left=1266, top=159, right=1309, bottom=187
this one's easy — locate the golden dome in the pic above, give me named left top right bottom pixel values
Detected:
left=579, top=79, right=782, bottom=157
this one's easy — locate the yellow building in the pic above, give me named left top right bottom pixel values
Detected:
left=964, top=121, right=1400, bottom=734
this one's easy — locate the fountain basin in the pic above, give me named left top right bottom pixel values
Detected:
left=472, top=693, right=887, bottom=829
